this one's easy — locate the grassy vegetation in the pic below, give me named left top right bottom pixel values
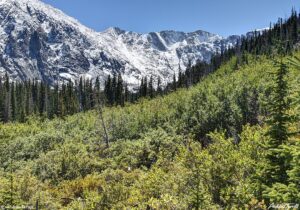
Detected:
left=0, top=53, right=299, bottom=209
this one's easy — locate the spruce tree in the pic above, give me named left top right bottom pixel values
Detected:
left=105, top=75, right=113, bottom=105
left=148, top=76, right=154, bottom=98
left=79, top=77, right=86, bottom=111
left=4, top=74, right=11, bottom=122
left=178, top=69, right=183, bottom=88
left=60, top=82, right=66, bottom=116
left=95, top=76, right=101, bottom=105
left=124, top=83, right=129, bottom=103
left=32, top=79, right=38, bottom=114
left=10, top=82, right=16, bottom=121
left=53, top=83, right=60, bottom=117
left=111, top=74, right=117, bottom=105
left=116, top=73, right=124, bottom=106
left=25, top=80, right=33, bottom=116
left=143, top=77, right=148, bottom=97
left=39, top=82, right=46, bottom=116
left=261, top=47, right=291, bottom=203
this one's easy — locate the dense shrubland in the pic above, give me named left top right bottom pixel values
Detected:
left=0, top=51, right=299, bottom=209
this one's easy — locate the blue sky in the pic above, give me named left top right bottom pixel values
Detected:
left=42, top=0, right=298, bottom=36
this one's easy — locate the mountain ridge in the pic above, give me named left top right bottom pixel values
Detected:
left=0, top=0, right=239, bottom=88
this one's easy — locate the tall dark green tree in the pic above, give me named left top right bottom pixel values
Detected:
left=111, top=74, right=117, bottom=105
left=124, top=84, right=129, bottom=103
left=104, top=75, right=113, bottom=105
left=10, top=82, right=16, bottom=121
left=148, top=76, right=154, bottom=98
left=3, top=73, right=11, bottom=122
left=143, top=77, right=148, bottom=97
left=116, top=73, right=124, bottom=106
left=39, top=82, right=46, bottom=116
left=260, top=46, right=291, bottom=203
left=95, top=76, right=101, bottom=105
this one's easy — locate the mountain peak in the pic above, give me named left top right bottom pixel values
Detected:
left=0, top=0, right=95, bottom=35
left=104, top=27, right=126, bottom=35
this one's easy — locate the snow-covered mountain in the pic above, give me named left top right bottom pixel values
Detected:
left=0, top=0, right=239, bottom=88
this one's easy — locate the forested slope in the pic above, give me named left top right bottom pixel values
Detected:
left=0, top=52, right=299, bottom=209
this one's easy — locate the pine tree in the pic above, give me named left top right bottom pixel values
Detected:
left=89, top=79, right=94, bottom=109
left=58, top=82, right=66, bottom=116
left=95, top=76, right=101, bottom=105
left=143, top=77, right=148, bottom=97
left=79, top=77, right=85, bottom=111
left=124, top=84, right=129, bottom=103
left=262, top=53, right=291, bottom=202
left=39, top=82, right=46, bottom=116
left=66, top=80, right=77, bottom=115
left=105, top=75, right=113, bottom=105
left=84, top=79, right=92, bottom=110
left=178, top=69, right=183, bottom=88
left=16, top=83, right=25, bottom=122
left=52, top=83, right=60, bottom=117
left=10, top=82, right=16, bottom=121
left=111, top=74, right=117, bottom=105
left=32, top=79, right=38, bottom=114
left=25, top=80, right=33, bottom=117
left=116, top=73, right=124, bottom=106
left=4, top=73, right=11, bottom=122
left=45, top=83, right=50, bottom=118
left=148, top=76, right=154, bottom=98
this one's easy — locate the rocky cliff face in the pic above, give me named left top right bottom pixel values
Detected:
left=0, top=0, right=239, bottom=88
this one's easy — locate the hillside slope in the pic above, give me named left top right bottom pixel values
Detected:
left=0, top=52, right=299, bottom=208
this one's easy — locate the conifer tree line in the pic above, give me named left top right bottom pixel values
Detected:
left=0, top=72, right=145, bottom=123
left=0, top=72, right=163, bottom=123
left=0, top=9, right=299, bottom=123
